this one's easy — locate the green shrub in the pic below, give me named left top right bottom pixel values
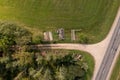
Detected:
left=79, top=33, right=89, bottom=44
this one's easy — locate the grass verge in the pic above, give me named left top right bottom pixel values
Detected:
left=110, top=52, right=120, bottom=80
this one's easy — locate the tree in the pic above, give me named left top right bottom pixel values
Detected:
left=13, top=51, right=34, bottom=67
left=55, top=67, right=66, bottom=80
left=55, top=53, right=79, bottom=67
left=0, top=21, right=33, bottom=79
left=0, top=22, right=32, bottom=46
left=0, top=35, right=15, bottom=56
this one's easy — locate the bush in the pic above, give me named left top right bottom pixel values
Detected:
left=79, top=33, right=89, bottom=44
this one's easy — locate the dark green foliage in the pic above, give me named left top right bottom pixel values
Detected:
left=0, top=22, right=32, bottom=57
left=0, top=49, right=89, bottom=80
left=0, top=22, right=32, bottom=45
left=0, top=34, right=15, bottom=57
left=56, top=53, right=78, bottom=67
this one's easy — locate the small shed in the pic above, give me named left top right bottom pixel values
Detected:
left=71, top=29, right=81, bottom=41
left=43, top=31, right=53, bottom=41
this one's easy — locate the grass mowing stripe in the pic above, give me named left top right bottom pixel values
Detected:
left=0, top=0, right=119, bottom=43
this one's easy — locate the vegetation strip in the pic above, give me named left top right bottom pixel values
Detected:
left=110, top=52, right=120, bottom=80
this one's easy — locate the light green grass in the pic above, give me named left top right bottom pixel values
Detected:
left=40, top=49, right=95, bottom=80
left=0, top=0, right=120, bottom=43
left=110, top=53, right=120, bottom=80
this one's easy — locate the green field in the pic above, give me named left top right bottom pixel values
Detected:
left=0, top=0, right=120, bottom=43
left=110, top=53, right=120, bottom=80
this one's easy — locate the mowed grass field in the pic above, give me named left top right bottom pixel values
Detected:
left=0, top=0, right=120, bottom=43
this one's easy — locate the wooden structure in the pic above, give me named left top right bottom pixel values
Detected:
left=43, top=31, right=53, bottom=41
left=71, top=29, right=81, bottom=41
